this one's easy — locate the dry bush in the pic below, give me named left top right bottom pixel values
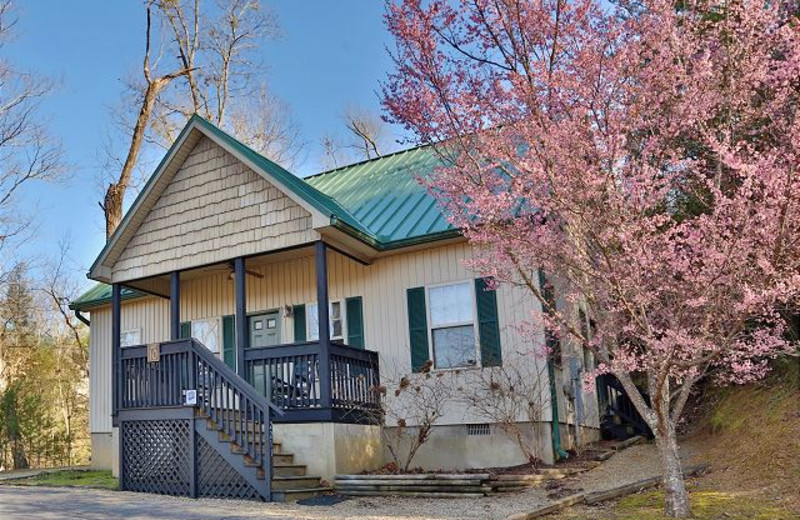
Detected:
left=373, top=361, right=453, bottom=472
left=459, top=357, right=550, bottom=466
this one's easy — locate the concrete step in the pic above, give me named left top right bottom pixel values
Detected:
left=272, top=487, right=332, bottom=502
left=273, top=453, right=294, bottom=465
left=272, top=475, right=323, bottom=491
left=242, top=451, right=294, bottom=468
left=273, top=464, right=307, bottom=477
left=215, top=430, right=280, bottom=452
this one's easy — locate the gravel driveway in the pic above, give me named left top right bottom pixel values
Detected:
left=0, top=443, right=693, bottom=520
left=0, top=485, right=549, bottom=520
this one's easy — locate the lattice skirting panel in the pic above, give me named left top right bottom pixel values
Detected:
left=197, top=435, right=260, bottom=500
left=121, top=419, right=191, bottom=496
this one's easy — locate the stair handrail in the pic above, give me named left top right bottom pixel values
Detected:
left=189, top=338, right=284, bottom=419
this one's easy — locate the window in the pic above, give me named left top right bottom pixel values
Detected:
left=192, top=318, right=221, bottom=354
left=428, top=282, right=477, bottom=369
left=307, top=301, right=344, bottom=341
left=120, top=329, right=141, bottom=347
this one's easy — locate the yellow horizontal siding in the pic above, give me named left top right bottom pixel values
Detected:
left=90, top=242, right=600, bottom=432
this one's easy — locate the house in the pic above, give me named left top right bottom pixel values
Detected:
left=70, top=115, right=600, bottom=501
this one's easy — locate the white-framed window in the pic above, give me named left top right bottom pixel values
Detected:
left=427, top=281, right=478, bottom=369
left=307, top=301, right=345, bottom=341
left=192, top=318, right=221, bottom=355
left=120, top=329, right=142, bottom=348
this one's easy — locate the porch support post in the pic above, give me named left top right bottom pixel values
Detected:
left=316, top=240, right=332, bottom=408
left=234, top=257, right=248, bottom=376
left=111, top=283, right=121, bottom=421
left=170, top=271, right=181, bottom=341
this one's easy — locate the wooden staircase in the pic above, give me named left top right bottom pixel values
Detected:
left=596, top=374, right=652, bottom=441
left=198, top=409, right=331, bottom=502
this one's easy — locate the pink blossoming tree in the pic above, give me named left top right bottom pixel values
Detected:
left=383, top=0, right=800, bottom=516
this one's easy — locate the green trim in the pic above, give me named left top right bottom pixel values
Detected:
left=345, top=296, right=364, bottom=349
left=76, top=116, right=466, bottom=310
left=180, top=321, right=192, bottom=340
left=548, top=358, right=569, bottom=461
left=293, top=305, right=306, bottom=342
left=87, top=114, right=461, bottom=287
left=193, top=116, right=371, bottom=237
left=89, top=119, right=201, bottom=279
left=407, top=287, right=430, bottom=373
left=475, top=277, right=502, bottom=367
left=222, top=315, right=235, bottom=369
left=538, top=269, right=569, bottom=461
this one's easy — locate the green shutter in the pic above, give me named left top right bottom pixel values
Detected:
left=346, top=296, right=364, bottom=349
left=293, top=304, right=306, bottom=342
left=180, top=321, right=191, bottom=339
left=407, top=287, right=430, bottom=373
left=475, top=277, right=502, bottom=367
left=222, top=315, right=236, bottom=370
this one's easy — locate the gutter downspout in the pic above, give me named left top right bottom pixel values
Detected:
left=539, top=268, right=569, bottom=462
left=548, top=359, right=569, bottom=461
left=74, top=310, right=90, bottom=326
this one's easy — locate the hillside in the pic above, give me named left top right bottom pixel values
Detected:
left=688, top=357, right=799, bottom=512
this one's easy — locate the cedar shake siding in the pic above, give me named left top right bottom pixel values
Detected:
left=112, top=136, right=317, bottom=283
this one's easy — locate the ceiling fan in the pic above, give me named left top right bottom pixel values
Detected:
left=205, top=261, right=265, bottom=280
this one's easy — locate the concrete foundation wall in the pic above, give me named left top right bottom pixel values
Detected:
left=90, top=421, right=600, bottom=481
left=385, top=422, right=556, bottom=469
left=91, top=429, right=119, bottom=477
left=274, top=423, right=382, bottom=481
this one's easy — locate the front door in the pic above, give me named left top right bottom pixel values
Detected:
left=249, top=311, right=281, bottom=348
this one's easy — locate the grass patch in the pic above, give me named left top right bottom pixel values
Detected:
left=614, top=489, right=794, bottom=520
left=4, top=470, right=118, bottom=490
left=554, top=489, right=798, bottom=520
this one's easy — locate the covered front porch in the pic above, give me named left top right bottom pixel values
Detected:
left=111, top=240, right=382, bottom=425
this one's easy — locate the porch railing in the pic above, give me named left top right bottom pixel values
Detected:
left=119, top=339, right=283, bottom=467
left=243, top=341, right=381, bottom=422
left=119, top=338, right=380, bottom=425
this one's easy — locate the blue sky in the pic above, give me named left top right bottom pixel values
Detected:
left=10, top=1, right=399, bottom=285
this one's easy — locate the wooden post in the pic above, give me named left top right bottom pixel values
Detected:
left=170, top=271, right=181, bottom=341
left=111, top=283, right=124, bottom=490
left=112, top=283, right=122, bottom=420
left=234, top=257, right=248, bottom=376
left=316, top=241, right=332, bottom=409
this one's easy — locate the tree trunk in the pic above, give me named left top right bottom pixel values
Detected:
left=103, top=184, right=124, bottom=239
left=654, top=422, right=691, bottom=518
left=103, top=77, right=166, bottom=239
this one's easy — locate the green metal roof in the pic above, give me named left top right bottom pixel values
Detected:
left=305, top=145, right=455, bottom=246
left=195, top=116, right=374, bottom=239
left=75, top=117, right=459, bottom=311
left=199, top=116, right=457, bottom=248
left=70, top=284, right=148, bottom=311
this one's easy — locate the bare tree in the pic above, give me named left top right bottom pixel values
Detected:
left=0, top=0, right=63, bottom=269
left=343, top=106, right=384, bottom=160
left=319, top=134, right=344, bottom=171
left=317, top=107, right=392, bottom=172
left=102, top=0, right=283, bottom=238
left=204, top=0, right=276, bottom=125
left=154, top=0, right=276, bottom=129
left=227, top=86, right=304, bottom=169
left=100, top=2, right=193, bottom=239
left=38, top=238, right=89, bottom=466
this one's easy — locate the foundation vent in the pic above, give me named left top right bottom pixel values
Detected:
left=466, top=423, right=491, bottom=436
